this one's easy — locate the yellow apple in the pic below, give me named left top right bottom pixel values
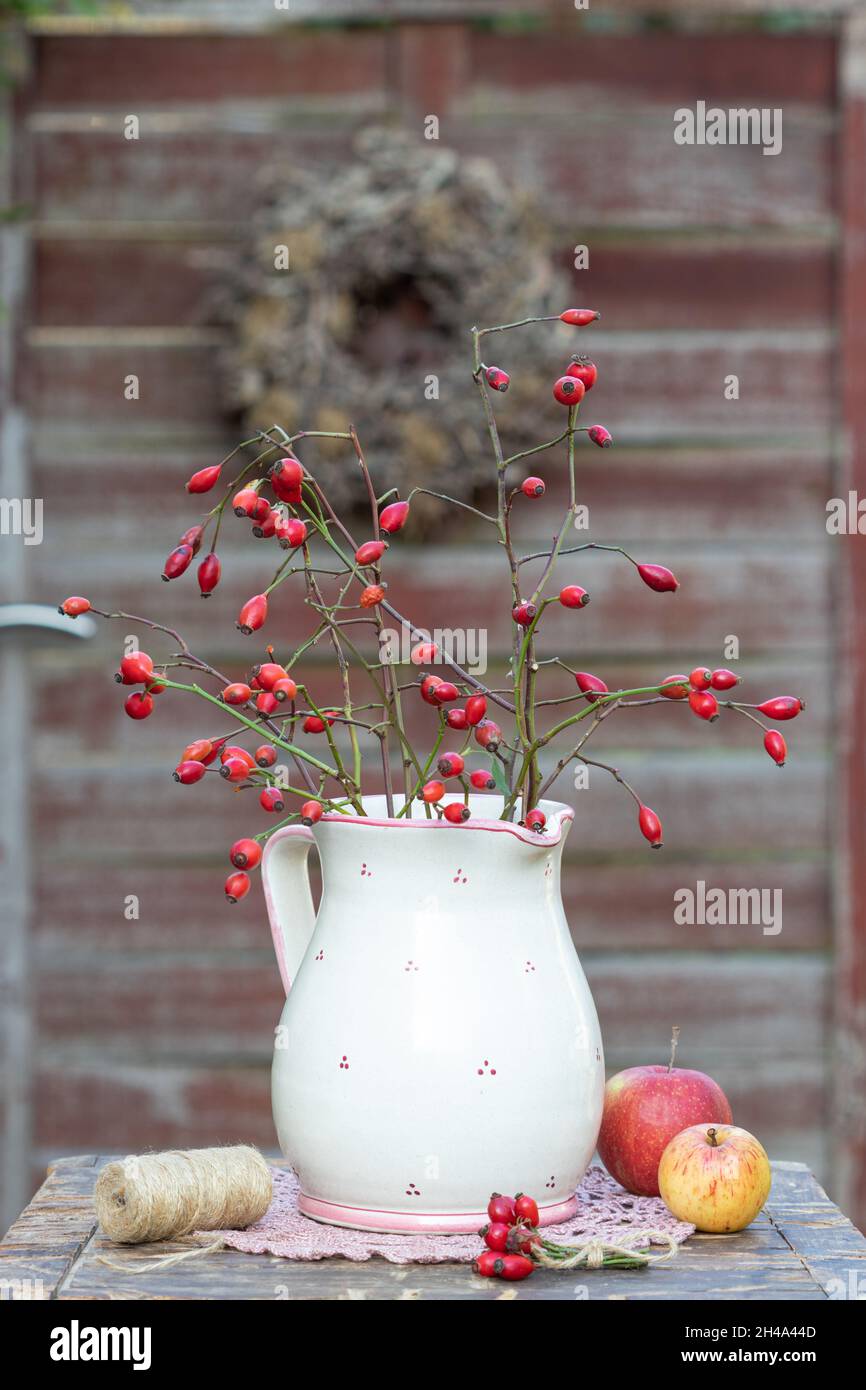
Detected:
left=658, top=1123, right=772, bottom=1233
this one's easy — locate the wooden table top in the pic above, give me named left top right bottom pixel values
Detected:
left=2, top=1156, right=865, bottom=1300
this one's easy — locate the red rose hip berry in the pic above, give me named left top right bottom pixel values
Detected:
left=443, top=803, right=470, bottom=824
left=259, top=787, right=285, bottom=813
left=222, top=683, right=252, bottom=706
left=512, top=601, right=537, bottom=627
left=470, top=769, right=496, bottom=791
left=575, top=671, right=608, bottom=702
left=238, top=593, right=268, bottom=635
left=173, top=760, right=207, bottom=785
left=521, top=476, right=545, bottom=498
left=59, top=596, right=91, bottom=618
left=514, top=1193, right=540, bottom=1225
left=637, top=563, right=678, bottom=593
left=437, top=752, right=465, bottom=778
left=763, top=729, right=787, bottom=766
left=689, top=689, right=719, bottom=722
left=162, top=543, right=194, bottom=582
left=638, top=804, right=663, bottom=848
left=553, top=375, right=585, bottom=406
left=710, top=668, right=741, bottom=691
left=495, top=1254, right=534, bottom=1281
left=197, top=552, right=221, bottom=597
left=660, top=674, right=690, bottom=700
left=124, top=691, right=154, bottom=720
left=487, top=1193, right=516, bottom=1225
left=225, top=871, right=250, bottom=904
left=587, top=425, right=612, bottom=448
left=116, top=650, right=154, bottom=684
left=559, top=585, right=589, bottom=608
left=485, top=366, right=510, bottom=392
left=378, top=500, right=410, bottom=533
left=689, top=667, right=713, bottom=691
left=565, top=359, right=597, bottom=391
left=465, top=695, right=487, bottom=725
left=559, top=308, right=600, bottom=327
left=482, top=1222, right=511, bottom=1252
left=230, top=838, right=262, bottom=870
left=186, top=464, right=222, bottom=494
left=757, top=696, right=805, bottom=721
left=355, top=540, right=387, bottom=566
left=474, top=721, right=501, bottom=751
left=474, top=1251, right=501, bottom=1278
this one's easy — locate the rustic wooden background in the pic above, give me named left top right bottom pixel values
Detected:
left=2, top=0, right=864, bottom=1237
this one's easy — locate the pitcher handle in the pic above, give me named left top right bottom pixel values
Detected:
left=261, top=824, right=317, bottom=996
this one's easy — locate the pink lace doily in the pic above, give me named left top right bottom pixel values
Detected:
left=210, top=1166, right=694, bottom=1263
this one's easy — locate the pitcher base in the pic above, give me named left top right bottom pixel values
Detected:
left=298, top=1192, right=580, bottom=1234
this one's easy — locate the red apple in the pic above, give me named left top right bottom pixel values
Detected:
left=658, top=1123, right=771, bottom=1232
left=597, top=1030, right=733, bottom=1196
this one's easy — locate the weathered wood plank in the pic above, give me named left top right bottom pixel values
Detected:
left=31, top=238, right=835, bottom=332
left=470, top=30, right=837, bottom=105
left=0, top=1156, right=97, bottom=1299
left=27, top=31, right=390, bottom=104
left=24, top=331, right=835, bottom=435
left=34, top=1072, right=275, bottom=1158
left=22, top=112, right=835, bottom=234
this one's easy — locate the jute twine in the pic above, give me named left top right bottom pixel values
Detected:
left=531, top=1229, right=679, bottom=1270
left=94, top=1145, right=272, bottom=1273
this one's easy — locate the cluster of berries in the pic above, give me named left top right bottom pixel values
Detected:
left=58, top=300, right=809, bottom=900
left=474, top=1192, right=542, bottom=1282
left=162, top=449, right=411, bottom=627
left=656, top=667, right=803, bottom=769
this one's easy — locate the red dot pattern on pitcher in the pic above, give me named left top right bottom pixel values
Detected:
left=524, top=960, right=536, bottom=973
left=339, top=1054, right=350, bottom=1070
left=315, top=949, right=324, bottom=962
left=360, top=862, right=372, bottom=878
left=452, top=867, right=468, bottom=884
left=477, top=1058, right=497, bottom=1076
left=404, top=959, right=419, bottom=972
left=544, top=862, right=553, bottom=880
left=545, top=1175, right=556, bottom=1190
left=405, top=1182, right=421, bottom=1197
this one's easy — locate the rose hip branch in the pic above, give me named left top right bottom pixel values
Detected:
left=58, top=308, right=806, bottom=902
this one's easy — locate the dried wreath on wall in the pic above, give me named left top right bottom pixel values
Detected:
left=216, top=128, right=569, bottom=531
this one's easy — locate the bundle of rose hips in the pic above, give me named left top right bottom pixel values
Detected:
left=58, top=306, right=805, bottom=900
left=475, top=1192, right=542, bottom=1281
left=474, top=1190, right=662, bottom=1280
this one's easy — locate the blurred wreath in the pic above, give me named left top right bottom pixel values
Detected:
left=216, top=128, right=569, bottom=531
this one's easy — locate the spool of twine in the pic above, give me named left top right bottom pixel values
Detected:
left=93, top=1146, right=272, bottom=1268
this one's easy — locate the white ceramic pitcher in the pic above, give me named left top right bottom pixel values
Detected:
left=262, top=794, right=604, bottom=1233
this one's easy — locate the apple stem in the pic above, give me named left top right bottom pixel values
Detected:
left=667, top=1024, right=680, bottom=1074
left=706, top=1127, right=719, bottom=1147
